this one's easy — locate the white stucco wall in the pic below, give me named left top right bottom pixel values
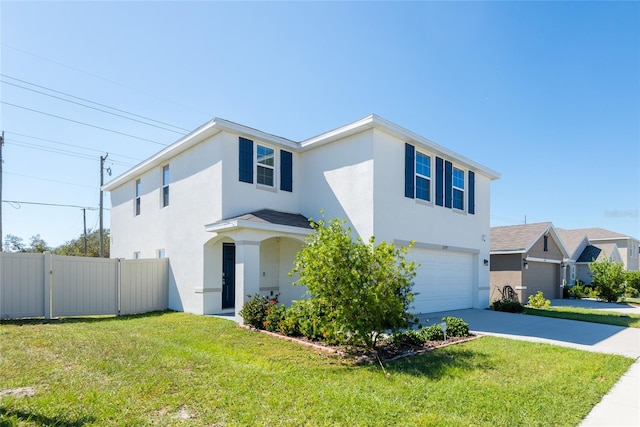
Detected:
left=298, top=129, right=375, bottom=239
left=110, top=132, right=225, bottom=313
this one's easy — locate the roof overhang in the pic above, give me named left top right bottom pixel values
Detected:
left=300, top=114, right=500, bottom=180
left=205, top=219, right=312, bottom=236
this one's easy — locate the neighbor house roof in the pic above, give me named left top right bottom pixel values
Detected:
left=572, top=227, right=633, bottom=241
left=576, top=243, right=620, bottom=263
left=556, top=228, right=589, bottom=258
left=490, top=222, right=570, bottom=258
left=103, top=114, right=500, bottom=192
left=490, top=222, right=553, bottom=253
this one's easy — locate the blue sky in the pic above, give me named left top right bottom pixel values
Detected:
left=1, top=1, right=638, bottom=247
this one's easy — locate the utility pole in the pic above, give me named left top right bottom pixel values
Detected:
left=82, top=208, right=87, bottom=256
left=0, top=131, right=4, bottom=252
left=99, top=154, right=109, bottom=258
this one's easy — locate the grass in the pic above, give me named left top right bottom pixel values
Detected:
left=525, top=306, right=640, bottom=328
left=0, top=312, right=634, bottom=427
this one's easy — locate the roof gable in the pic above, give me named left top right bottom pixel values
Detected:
left=556, top=228, right=589, bottom=259
left=491, top=222, right=569, bottom=257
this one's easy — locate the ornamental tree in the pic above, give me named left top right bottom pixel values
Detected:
left=290, top=216, right=417, bottom=349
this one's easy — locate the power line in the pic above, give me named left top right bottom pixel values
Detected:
left=5, top=137, right=134, bottom=166
left=4, top=171, right=98, bottom=190
left=5, top=131, right=142, bottom=161
left=1, top=78, right=188, bottom=135
left=1, top=101, right=169, bottom=146
left=2, top=199, right=102, bottom=210
left=1, top=44, right=207, bottom=117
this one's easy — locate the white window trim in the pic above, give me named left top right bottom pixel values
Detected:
left=256, top=144, right=276, bottom=188
left=134, top=179, right=141, bottom=216
left=161, top=165, right=170, bottom=208
left=415, top=152, right=432, bottom=203
left=452, top=167, right=465, bottom=211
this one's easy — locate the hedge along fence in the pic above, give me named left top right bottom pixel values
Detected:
left=0, top=252, right=169, bottom=319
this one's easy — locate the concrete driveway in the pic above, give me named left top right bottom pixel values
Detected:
left=418, top=308, right=640, bottom=427
left=418, top=308, right=640, bottom=358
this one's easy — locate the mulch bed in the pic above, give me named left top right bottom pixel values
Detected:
left=239, top=324, right=482, bottom=363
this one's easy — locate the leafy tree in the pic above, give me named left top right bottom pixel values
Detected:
left=589, top=257, right=625, bottom=302
left=290, top=217, right=417, bottom=349
left=3, top=234, right=50, bottom=253
left=4, top=234, right=26, bottom=252
left=54, top=229, right=110, bottom=258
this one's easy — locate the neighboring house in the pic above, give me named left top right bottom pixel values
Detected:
left=490, top=222, right=569, bottom=303
left=557, top=227, right=638, bottom=285
left=574, top=228, right=639, bottom=272
left=103, top=115, right=500, bottom=318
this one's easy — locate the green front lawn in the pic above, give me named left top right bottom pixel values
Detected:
left=0, top=312, right=633, bottom=426
left=525, top=306, right=640, bottom=328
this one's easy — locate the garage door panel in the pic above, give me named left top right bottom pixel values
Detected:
left=409, top=249, right=475, bottom=313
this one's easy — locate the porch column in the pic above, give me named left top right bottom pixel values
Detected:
left=234, top=240, right=260, bottom=321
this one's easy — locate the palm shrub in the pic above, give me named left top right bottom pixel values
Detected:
left=290, top=216, right=417, bottom=349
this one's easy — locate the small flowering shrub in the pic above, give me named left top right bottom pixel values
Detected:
left=238, top=294, right=278, bottom=329
left=389, top=329, right=426, bottom=347
left=528, top=291, right=551, bottom=308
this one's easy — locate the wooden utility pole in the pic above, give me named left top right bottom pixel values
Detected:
left=99, top=154, right=108, bottom=257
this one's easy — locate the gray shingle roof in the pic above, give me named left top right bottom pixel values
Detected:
left=223, top=209, right=312, bottom=229
left=490, top=222, right=552, bottom=252
left=556, top=228, right=588, bottom=257
left=572, top=227, right=629, bottom=240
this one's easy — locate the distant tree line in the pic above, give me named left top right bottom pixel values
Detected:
left=3, top=229, right=110, bottom=258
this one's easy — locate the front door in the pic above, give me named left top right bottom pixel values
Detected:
left=222, top=243, right=236, bottom=309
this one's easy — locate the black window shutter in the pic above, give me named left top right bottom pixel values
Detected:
left=239, top=137, right=253, bottom=183
left=444, top=160, right=453, bottom=208
left=404, top=143, right=415, bottom=198
left=280, top=150, right=293, bottom=192
left=468, top=170, right=475, bottom=214
left=435, top=157, right=444, bottom=206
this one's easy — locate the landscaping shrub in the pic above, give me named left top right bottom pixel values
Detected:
left=389, top=329, right=426, bottom=347
left=292, top=299, right=342, bottom=344
left=442, top=316, right=470, bottom=337
left=291, top=216, right=417, bottom=349
left=238, top=294, right=278, bottom=329
left=528, top=291, right=551, bottom=308
left=567, top=283, right=590, bottom=299
left=590, top=258, right=625, bottom=302
left=419, top=324, right=445, bottom=341
left=491, top=299, right=524, bottom=313
left=264, top=302, right=287, bottom=333
left=626, top=271, right=640, bottom=293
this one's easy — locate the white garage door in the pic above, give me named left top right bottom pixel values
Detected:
left=409, top=249, right=475, bottom=313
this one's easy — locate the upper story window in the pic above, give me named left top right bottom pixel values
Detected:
left=256, top=145, right=275, bottom=187
left=543, top=235, right=549, bottom=251
left=452, top=167, right=464, bottom=210
left=415, top=152, right=431, bottom=202
left=239, top=137, right=292, bottom=191
left=157, top=249, right=166, bottom=259
left=162, top=165, right=170, bottom=207
left=135, top=179, right=141, bottom=216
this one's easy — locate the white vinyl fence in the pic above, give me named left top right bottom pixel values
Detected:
left=0, top=252, right=168, bottom=319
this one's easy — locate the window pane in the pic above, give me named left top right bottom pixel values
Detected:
left=416, top=176, right=430, bottom=201
left=453, top=168, right=464, bottom=189
left=163, top=186, right=169, bottom=207
left=136, top=179, right=141, bottom=197
left=257, top=145, right=274, bottom=167
left=453, top=189, right=464, bottom=210
left=135, top=198, right=141, bottom=215
left=163, top=165, right=170, bottom=185
left=416, top=153, right=430, bottom=177
left=257, top=165, right=274, bottom=187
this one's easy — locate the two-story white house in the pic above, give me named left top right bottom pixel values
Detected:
left=103, top=115, right=500, bottom=318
